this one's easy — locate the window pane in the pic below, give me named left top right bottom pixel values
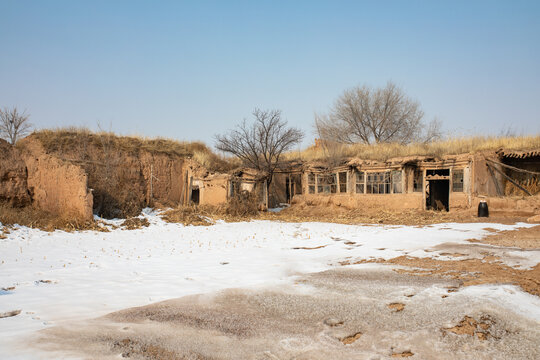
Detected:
left=392, top=170, right=402, bottom=194
left=452, top=169, right=464, bottom=192
left=413, top=170, right=423, bottom=192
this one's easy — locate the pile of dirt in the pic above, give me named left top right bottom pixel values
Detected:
left=0, top=139, right=30, bottom=207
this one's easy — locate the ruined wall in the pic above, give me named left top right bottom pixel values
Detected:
left=19, top=138, right=93, bottom=220
left=293, top=193, right=423, bottom=210
left=22, top=134, right=192, bottom=218
left=473, top=152, right=504, bottom=197
left=0, top=139, right=30, bottom=207
left=140, top=153, right=186, bottom=207
left=269, top=173, right=288, bottom=208
left=199, top=175, right=229, bottom=206
left=449, top=193, right=469, bottom=209
left=471, top=195, right=540, bottom=215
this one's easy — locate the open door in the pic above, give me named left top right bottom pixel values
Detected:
left=191, top=186, right=200, bottom=205
left=426, top=169, right=450, bottom=211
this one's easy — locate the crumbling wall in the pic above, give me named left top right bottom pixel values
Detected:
left=293, top=193, right=423, bottom=210
left=199, top=175, right=229, bottom=206
left=19, top=138, right=93, bottom=220
left=140, top=153, right=186, bottom=208
left=22, top=134, right=195, bottom=218
left=473, top=152, right=504, bottom=197
left=0, top=139, right=30, bottom=207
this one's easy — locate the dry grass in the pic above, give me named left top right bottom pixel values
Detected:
left=285, top=135, right=540, bottom=162
left=0, top=204, right=106, bottom=232
left=28, top=128, right=237, bottom=172
left=162, top=191, right=261, bottom=225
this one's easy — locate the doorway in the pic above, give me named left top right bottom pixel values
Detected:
left=191, top=186, right=200, bottom=205
left=426, top=169, right=450, bottom=211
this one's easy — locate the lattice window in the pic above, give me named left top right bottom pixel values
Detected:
left=308, top=173, right=316, bottom=194
left=317, top=174, right=337, bottom=194
left=392, top=170, right=402, bottom=194
left=413, top=169, right=423, bottom=192
left=355, top=171, right=365, bottom=194
left=452, top=169, right=464, bottom=192
left=338, top=172, right=347, bottom=193
left=366, top=172, right=390, bottom=194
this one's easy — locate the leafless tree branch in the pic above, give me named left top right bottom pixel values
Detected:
left=0, top=107, right=33, bottom=144
left=215, top=108, right=304, bottom=187
left=315, top=82, right=440, bottom=145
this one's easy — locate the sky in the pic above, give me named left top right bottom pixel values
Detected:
left=1, top=0, right=539, bottom=149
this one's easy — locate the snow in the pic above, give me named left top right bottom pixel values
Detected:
left=0, top=212, right=538, bottom=358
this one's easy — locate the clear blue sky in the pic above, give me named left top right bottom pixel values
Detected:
left=1, top=0, right=539, bottom=149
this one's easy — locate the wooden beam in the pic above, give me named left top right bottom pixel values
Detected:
left=487, top=163, right=532, bottom=196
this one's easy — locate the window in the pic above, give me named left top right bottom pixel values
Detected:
left=392, top=170, right=402, bottom=194
left=338, top=172, right=347, bottom=193
left=452, top=169, right=464, bottom=192
left=308, top=173, right=315, bottom=194
left=413, top=169, right=423, bottom=192
left=355, top=171, right=365, bottom=194
left=366, top=172, right=390, bottom=194
left=317, top=174, right=337, bottom=194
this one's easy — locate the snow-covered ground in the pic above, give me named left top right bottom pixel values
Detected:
left=0, top=210, right=538, bottom=358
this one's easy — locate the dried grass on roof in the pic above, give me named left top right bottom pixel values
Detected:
left=28, top=127, right=238, bottom=171
left=285, top=136, right=540, bottom=163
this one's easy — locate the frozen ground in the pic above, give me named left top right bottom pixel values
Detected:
left=0, top=210, right=539, bottom=359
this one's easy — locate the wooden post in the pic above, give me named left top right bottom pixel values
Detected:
left=188, top=176, right=193, bottom=204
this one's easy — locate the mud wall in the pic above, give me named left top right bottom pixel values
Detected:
left=473, top=152, right=504, bottom=197
left=19, top=138, right=93, bottom=220
left=19, top=135, right=195, bottom=218
left=199, top=175, right=229, bottom=206
left=0, top=139, right=30, bottom=207
left=471, top=195, right=540, bottom=214
left=293, top=193, right=423, bottom=210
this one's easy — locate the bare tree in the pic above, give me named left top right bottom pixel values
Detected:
left=315, top=82, right=441, bottom=145
left=0, top=107, right=32, bottom=144
left=215, top=108, right=304, bottom=187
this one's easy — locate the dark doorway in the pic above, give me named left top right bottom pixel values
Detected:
left=427, top=180, right=449, bottom=211
left=191, top=186, right=200, bottom=205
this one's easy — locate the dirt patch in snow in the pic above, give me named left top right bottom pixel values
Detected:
left=388, top=303, right=405, bottom=312
left=443, top=315, right=496, bottom=341
left=468, top=225, right=540, bottom=249
left=343, top=255, right=540, bottom=296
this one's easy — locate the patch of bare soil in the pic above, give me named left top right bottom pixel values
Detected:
left=468, top=225, right=540, bottom=249
left=343, top=255, right=540, bottom=296
left=340, top=332, right=362, bottom=345
left=392, top=350, right=414, bottom=357
left=388, top=303, right=405, bottom=312
left=162, top=203, right=535, bottom=227
left=121, top=217, right=150, bottom=230
left=443, top=315, right=496, bottom=341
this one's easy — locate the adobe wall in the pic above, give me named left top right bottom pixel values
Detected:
left=199, top=175, right=229, bottom=206
left=293, top=193, right=423, bottom=210
left=0, top=139, right=30, bottom=207
left=140, top=152, right=187, bottom=207
left=471, top=195, right=540, bottom=214
left=19, top=138, right=93, bottom=220
left=473, top=152, right=504, bottom=197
